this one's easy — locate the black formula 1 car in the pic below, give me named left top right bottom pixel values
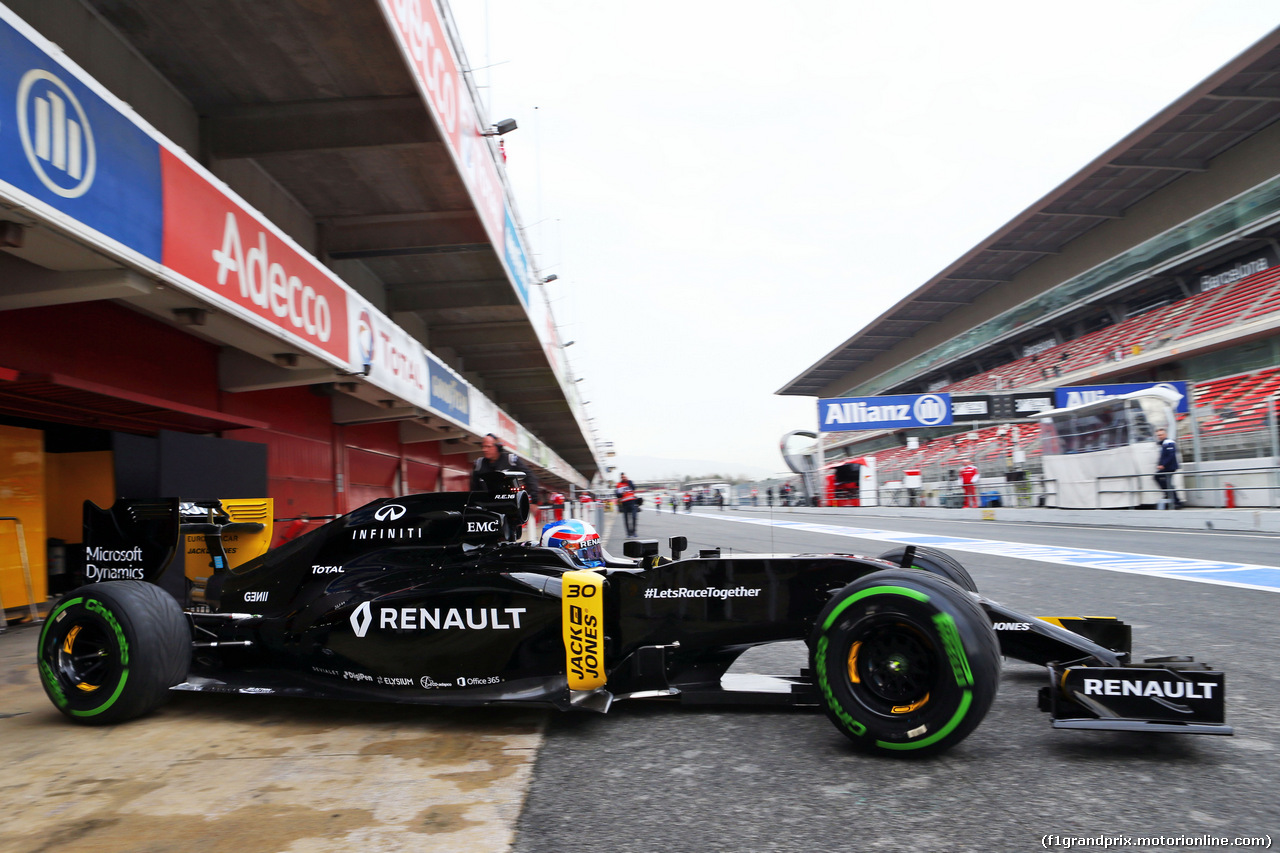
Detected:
left=36, top=479, right=1231, bottom=755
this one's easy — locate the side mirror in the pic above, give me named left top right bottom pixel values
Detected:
left=623, top=539, right=658, bottom=559
left=669, top=536, right=687, bottom=561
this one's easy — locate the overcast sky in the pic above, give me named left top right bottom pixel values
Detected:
left=449, top=1, right=1279, bottom=476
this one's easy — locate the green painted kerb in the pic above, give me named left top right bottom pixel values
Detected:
left=821, top=585, right=930, bottom=631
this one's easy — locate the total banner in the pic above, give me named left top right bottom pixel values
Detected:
left=819, top=393, right=953, bottom=432
left=349, top=296, right=428, bottom=404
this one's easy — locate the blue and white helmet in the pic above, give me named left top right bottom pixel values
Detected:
left=540, top=519, right=605, bottom=568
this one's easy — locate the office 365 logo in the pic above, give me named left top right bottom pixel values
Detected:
left=17, top=69, right=96, bottom=198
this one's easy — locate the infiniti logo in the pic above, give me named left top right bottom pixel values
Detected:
left=17, top=69, right=96, bottom=198
left=374, top=504, right=406, bottom=521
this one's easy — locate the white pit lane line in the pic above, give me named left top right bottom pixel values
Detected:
left=694, top=512, right=1280, bottom=593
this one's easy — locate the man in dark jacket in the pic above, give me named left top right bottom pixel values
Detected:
left=615, top=474, right=640, bottom=537
left=471, top=433, right=538, bottom=502
left=1154, top=428, right=1182, bottom=509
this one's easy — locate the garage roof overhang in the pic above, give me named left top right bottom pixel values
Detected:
left=73, top=0, right=596, bottom=478
left=779, top=25, right=1280, bottom=398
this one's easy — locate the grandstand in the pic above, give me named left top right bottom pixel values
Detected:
left=781, top=26, right=1280, bottom=508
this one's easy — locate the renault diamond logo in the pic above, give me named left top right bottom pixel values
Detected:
left=350, top=601, right=372, bottom=637
left=374, top=504, right=406, bottom=521
left=17, top=69, right=96, bottom=198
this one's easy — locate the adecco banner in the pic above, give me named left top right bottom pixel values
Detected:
left=819, top=393, right=952, bottom=432
left=1054, top=382, right=1190, bottom=414
left=161, top=150, right=348, bottom=364
left=426, top=350, right=469, bottom=426
left=377, top=0, right=503, bottom=246
left=0, top=9, right=162, bottom=260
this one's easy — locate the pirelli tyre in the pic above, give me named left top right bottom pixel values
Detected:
left=878, top=545, right=977, bottom=593
left=810, top=569, right=999, bottom=755
left=38, top=581, right=190, bottom=725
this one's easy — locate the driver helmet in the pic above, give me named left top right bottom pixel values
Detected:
left=540, top=519, right=605, bottom=568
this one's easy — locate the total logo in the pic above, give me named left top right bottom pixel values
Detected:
left=349, top=600, right=526, bottom=637
left=17, top=69, right=96, bottom=198
left=356, top=309, right=375, bottom=372
left=312, top=565, right=344, bottom=574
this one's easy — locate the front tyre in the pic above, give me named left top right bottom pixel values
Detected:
left=38, top=581, right=191, bottom=725
left=878, top=545, right=977, bottom=592
left=810, top=569, right=999, bottom=755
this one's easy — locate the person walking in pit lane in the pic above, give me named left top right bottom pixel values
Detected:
left=616, top=474, right=640, bottom=537
left=1154, top=428, right=1184, bottom=509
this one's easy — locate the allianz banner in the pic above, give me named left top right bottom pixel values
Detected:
left=819, top=393, right=952, bottom=432
left=1054, top=381, right=1190, bottom=414
left=0, top=11, right=162, bottom=260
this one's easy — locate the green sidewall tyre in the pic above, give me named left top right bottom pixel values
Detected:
left=38, top=581, right=191, bottom=725
left=878, top=545, right=978, bottom=593
left=811, top=569, right=999, bottom=756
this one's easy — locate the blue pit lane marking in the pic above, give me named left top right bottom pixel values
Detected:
left=698, top=513, right=1280, bottom=593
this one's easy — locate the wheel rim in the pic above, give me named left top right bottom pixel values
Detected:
left=55, top=619, right=114, bottom=693
left=847, top=619, right=936, bottom=715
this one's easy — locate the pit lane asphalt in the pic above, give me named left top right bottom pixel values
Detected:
left=512, top=508, right=1280, bottom=853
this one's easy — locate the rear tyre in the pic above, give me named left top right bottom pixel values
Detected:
left=37, top=581, right=190, bottom=725
left=878, top=545, right=977, bottom=593
left=810, top=569, right=999, bottom=755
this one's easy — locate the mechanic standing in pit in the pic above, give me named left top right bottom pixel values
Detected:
left=1154, top=427, right=1184, bottom=508
left=615, top=474, right=640, bottom=537
left=471, top=434, right=538, bottom=503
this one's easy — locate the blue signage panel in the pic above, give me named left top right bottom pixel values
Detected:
left=503, top=206, right=530, bottom=306
left=0, top=14, right=162, bottom=260
left=819, top=393, right=952, bottom=432
left=1054, top=382, right=1190, bottom=414
left=427, top=351, right=470, bottom=425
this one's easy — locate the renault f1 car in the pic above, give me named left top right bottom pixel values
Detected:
left=37, top=478, right=1231, bottom=755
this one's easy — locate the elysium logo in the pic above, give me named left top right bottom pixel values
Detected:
left=374, top=504, right=406, bottom=521
left=17, top=69, right=96, bottom=198
left=350, top=601, right=372, bottom=637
